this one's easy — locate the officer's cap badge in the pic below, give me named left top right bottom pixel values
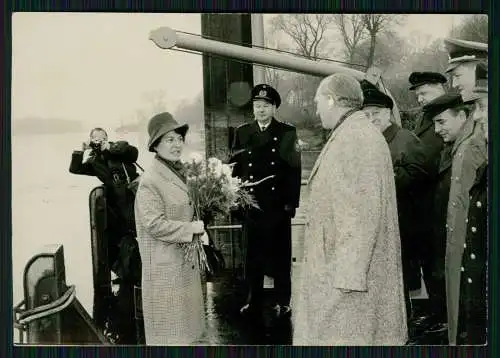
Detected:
left=259, top=90, right=267, bottom=97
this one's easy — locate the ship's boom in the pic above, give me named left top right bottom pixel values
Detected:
left=149, top=26, right=401, bottom=125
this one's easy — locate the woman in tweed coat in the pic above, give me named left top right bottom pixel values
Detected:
left=134, top=112, right=207, bottom=345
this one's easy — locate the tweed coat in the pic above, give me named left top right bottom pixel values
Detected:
left=292, top=111, right=408, bottom=346
left=446, top=119, right=488, bottom=345
left=134, top=157, right=206, bottom=345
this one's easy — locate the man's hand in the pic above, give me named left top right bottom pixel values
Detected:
left=284, top=204, right=296, bottom=218
left=82, top=141, right=91, bottom=151
left=101, top=141, right=111, bottom=151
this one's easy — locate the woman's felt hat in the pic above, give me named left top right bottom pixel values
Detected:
left=147, top=112, right=189, bottom=152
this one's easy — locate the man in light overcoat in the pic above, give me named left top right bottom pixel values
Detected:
left=292, top=73, right=407, bottom=345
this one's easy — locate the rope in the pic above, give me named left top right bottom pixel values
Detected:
left=17, top=285, right=77, bottom=326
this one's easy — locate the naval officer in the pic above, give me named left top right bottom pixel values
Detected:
left=230, top=84, right=302, bottom=318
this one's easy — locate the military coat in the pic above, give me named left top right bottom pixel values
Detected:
left=446, top=119, right=488, bottom=345
left=457, top=162, right=487, bottom=344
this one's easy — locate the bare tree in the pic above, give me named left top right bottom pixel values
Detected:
left=333, top=14, right=367, bottom=63
left=270, top=14, right=335, bottom=60
left=450, top=14, right=488, bottom=43
left=362, top=14, right=407, bottom=68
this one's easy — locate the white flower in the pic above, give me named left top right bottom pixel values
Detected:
left=208, top=157, right=223, bottom=178
left=221, top=164, right=233, bottom=178
left=187, top=152, right=204, bottom=164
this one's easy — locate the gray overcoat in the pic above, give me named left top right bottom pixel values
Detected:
left=292, top=111, right=408, bottom=346
left=134, top=157, right=206, bottom=345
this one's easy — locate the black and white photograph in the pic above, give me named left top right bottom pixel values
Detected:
left=10, top=12, right=489, bottom=346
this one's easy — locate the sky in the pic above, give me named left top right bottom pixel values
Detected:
left=12, top=13, right=471, bottom=129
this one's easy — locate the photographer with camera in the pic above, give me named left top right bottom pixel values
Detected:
left=69, top=127, right=141, bottom=343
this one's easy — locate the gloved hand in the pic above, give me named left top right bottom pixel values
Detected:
left=284, top=204, right=296, bottom=218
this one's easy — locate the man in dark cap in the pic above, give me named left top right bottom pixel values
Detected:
left=230, top=83, right=302, bottom=319
left=444, top=38, right=488, bottom=98
left=423, top=91, right=487, bottom=344
left=362, top=88, right=432, bottom=330
left=407, top=71, right=448, bottom=331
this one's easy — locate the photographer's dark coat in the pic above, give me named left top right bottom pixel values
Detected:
left=230, top=118, right=301, bottom=304
left=69, top=140, right=140, bottom=278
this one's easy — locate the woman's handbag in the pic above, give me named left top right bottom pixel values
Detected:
left=203, top=230, right=225, bottom=279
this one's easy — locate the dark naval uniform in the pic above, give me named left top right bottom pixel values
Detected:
left=456, top=163, right=487, bottom=345
left=230, top=84, right=301, bottom=311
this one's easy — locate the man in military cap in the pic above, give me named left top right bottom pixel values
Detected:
left=230, top=83, right=302, bottom=318
left=362, top=88, right=432, bottom=329
left=423, top=91, right=487, bottom=344
left=444, top=38, right=488, bottom=98
left=407, top=71, right=448, bottom=330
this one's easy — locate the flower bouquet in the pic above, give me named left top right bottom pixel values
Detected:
left=181, top=153, right=268, bottom=274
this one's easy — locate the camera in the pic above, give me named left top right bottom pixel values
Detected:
left=89, top=142, right=102, bottom=151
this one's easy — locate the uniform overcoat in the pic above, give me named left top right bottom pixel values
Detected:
left=412, top=111, right=444, bottom=291
left=446, top=119, right=487, bottom=344
left=382, top=123, right=432, bottom=289
left=230, top=118, right=301, bottom=305
left=457, top=162, right=487, bottom=344
left=134, top=157, right=206, bottom=345
left=292, top=111, right=407, bottom=346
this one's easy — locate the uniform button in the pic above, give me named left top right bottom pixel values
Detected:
left=272, top=187, right=275, bottom=191
left=471, top=226, right=477, bottom=233
left=273, top=137, right=278, bottom=141
left=469, top=195, right=472, bottom=200
left=470, top=253, right=476, bottom=260
left=467, top=278, right=472, bottom=284
left=250, top=188, right=254, bottom=192
left=250, top=175, right=254, bottom=179
left=445, top=224, right=449, bottom=228
left=465, top=218, right=469, bottom=223
left=452, top=202, right=456, bottom=207
left=464, top=243, right=467, bottom=248
left=272, top=148, right=276, bottom=152
left=248, top=163, right=252, bottom=167
left=450, top=228, right=454, bottom=232
left=461, top=267, right=465, bottom=272
left=248, top=151, right=252, bottom=155
left=271, top=162, right=275, bottom=165
left=476, top=201, right=482, bottom=208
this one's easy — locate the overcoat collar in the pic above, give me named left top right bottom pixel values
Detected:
left=151, top=156, right=188, bottom=193
left=438, top=143, right=453, bottom=174
left=308, top=109, right=365, bottom=183
left=383, top=123, right=399, bottom=143
left=452, top=117, right=475, bottom=155
left=414, top=112, right=433, bottom=137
